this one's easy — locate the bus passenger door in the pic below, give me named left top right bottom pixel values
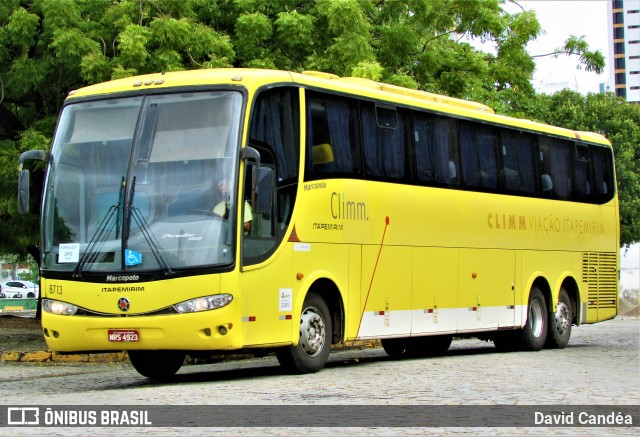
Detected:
left=458, top=249, right=516, bottom=332
left=240, top=166, right=295, bottom=347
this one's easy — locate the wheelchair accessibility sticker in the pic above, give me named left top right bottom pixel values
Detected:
left=125, top=249, right=142, bottom=266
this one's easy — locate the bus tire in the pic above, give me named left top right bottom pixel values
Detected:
left=521, top=287, right=548, bottom=351
left=546, top=288, right=572, bottom=349
left=275, top=292, right=332, bottom=374
left=381, top=338, right=410, bottom=358
left=128, top=350, right=185, bottom=379
left=414, top=335, right=452, bottom=356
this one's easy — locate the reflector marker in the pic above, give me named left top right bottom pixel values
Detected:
left=242, top=316, right=257, bottom=322
left=507, top=305, right=515, bottom=309
left=374, top=311, right=386, bottom=316
left=468, top=306, right=478, bottom=311
left=279, top=315, right=292, bottom=320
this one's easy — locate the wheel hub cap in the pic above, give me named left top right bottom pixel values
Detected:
left=554, top=302, right=571, bottom=335
left=299, top=307, right=325, bottom=357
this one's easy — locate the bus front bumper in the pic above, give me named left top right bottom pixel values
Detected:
left=41, top=309, right=243, bottom=353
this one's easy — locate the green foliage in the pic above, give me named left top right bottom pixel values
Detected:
left=0, top=0, right=631, bottom=256
left=532, top=35, right=605, bottom=75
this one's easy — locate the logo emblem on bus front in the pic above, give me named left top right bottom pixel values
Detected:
left=118, top=298, right=130, bottom=312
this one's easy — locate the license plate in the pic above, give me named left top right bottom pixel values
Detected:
left=108, top=329, right=139, bottom=342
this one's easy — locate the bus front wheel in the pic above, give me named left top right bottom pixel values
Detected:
left=546, top=288, right=572, bottom=349
left=276, top=292, right=332, bottom=374
left=128, top=350, right=185, bottom=379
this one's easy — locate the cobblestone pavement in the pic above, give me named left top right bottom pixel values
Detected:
left=0, top=317, right=638, bottom=436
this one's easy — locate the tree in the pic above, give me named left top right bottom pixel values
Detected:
left=0, top=0, right=614, bottom=256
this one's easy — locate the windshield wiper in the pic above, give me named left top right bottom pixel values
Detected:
left=73, top=177, right=125, bottom=278
left=124, top=177, right=173, bottom=276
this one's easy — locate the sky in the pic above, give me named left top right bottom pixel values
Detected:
left=508, top=0, right=609, bottom=94
left=516, top=0, right=609, bottom=94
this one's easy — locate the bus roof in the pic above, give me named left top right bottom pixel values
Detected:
left=66, top=68, right=610, bottom=147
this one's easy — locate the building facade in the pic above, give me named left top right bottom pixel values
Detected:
left=608, top=0, right=640, bottom=103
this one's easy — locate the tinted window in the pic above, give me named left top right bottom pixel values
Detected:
left=460, top=122, right=500, bottom=190
left=539, top=137, right=573, bottom=199
left=305, top=92, right=361, bottom=179
left=574, top=144, right=592, bottom=200
left=414, top=113, right=460, bottom=185
left=500, top=129, right=537, bottom=194
left=250, top=87, right=300, bottom=182
left=361, top=102, right=409, bottom=180
left=591, top=145, right=615, bottom=203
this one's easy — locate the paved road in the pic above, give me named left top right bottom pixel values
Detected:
left=0, top=318, right=638, bottom=435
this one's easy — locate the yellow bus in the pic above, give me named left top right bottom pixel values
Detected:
left=18, top=69, right=619, bottom=378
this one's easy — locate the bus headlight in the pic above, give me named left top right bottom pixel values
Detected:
left=173, top=294, right=233, bottom=313
left=42, top=299, right=78, bottom=316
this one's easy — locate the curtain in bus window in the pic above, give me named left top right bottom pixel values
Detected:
left=361, top=104, right=404, bottom=179
left=591, top=146, right=614, bottom=202
left=460, top=122, right=499, bottom=190
left=500, top=129, right=536, bottom=194
left=574, top=144, right=592, bottom=200
left=432, top=117, right=459, bottom=184
left=325, top=100, right=354, bottom=173
left=250, top=91, right=299, bottom=181
left=415, top=113, right=453, bottom=184
left=547, top=138, right=573, bottom=199
left=414, top=115, right=434, bottom=182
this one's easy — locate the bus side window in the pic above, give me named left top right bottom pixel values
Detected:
left=305, top=92, right=361, bottom=180
left=539, top=137, right=573, bottom=200
left=245, top=87, right=300, bottom=263
left=459, top=121, right=499, bottom=190
left=433, top=116, right=459, bottom=185
left=591, top=145, right=615, bottom=203
left=361, top=103, right=410, bottom=180
left=500, top=129, right=536, bottom=194
left=574, top=144, right=592, bottom=200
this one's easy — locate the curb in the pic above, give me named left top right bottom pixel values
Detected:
left=1, top=351, right=130, bottom=363
left=1, top=341, right=382, bottom=364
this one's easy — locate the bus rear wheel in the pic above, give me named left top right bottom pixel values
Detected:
left=521, top=287, right=548, bottom=351
left=128, top=350, right=185, bottom=379
left=493, top=287, right=548, bottom=352
left=276, top=292, right=332, bottom=374
left=546, top=288, right=572, bottom=349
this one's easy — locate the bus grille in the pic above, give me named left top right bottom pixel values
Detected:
left=582, top=252, right=618, bottom=309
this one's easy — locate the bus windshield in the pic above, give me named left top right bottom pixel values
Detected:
left=42, top=91, right=243, bottom=274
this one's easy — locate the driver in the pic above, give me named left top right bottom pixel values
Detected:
left=213, top=178, right=253, bottom=234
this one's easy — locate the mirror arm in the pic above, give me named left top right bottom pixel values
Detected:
left=240, top=146, right=260, bottom=168
left=19, top=150, right=48, bottom=169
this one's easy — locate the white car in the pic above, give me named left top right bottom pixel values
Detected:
left=1, top=280, right=39, bottom=298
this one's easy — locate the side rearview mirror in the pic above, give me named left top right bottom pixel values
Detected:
left=18, top=170, right=31, bottom=214
left=18, top=150, right=48, bottom=215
